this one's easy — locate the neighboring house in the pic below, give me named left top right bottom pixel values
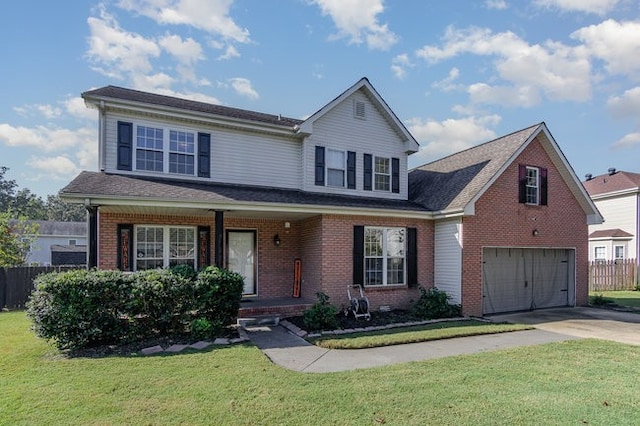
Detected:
left=19, top=221, right=87, bottom=266
left=583, top=169, right=640, bottom=264
left=59, top=78, right=601, bottom=317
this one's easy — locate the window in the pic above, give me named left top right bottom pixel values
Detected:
left=326, top=149, right=346, bottom=187
left=525, top=166, right=539, bottom=204
left=614, top=245, right=625, bottom=260
left=134, top=124, right=197, bottom=175
left=364, top=227, right=405, bottom=286
left=136, top=126, right=164, bottom=172
left=169, top=130, right=195, bottom=174
left=374, top=157, right=390, bottom=191
left=135, top=225, right=196, bottom=270
left=594, top=246, right=606, bottom=261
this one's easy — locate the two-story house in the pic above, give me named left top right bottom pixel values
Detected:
left=60, top=78, right=601, bottom=317
left=583, top=169, right=640, bottom=265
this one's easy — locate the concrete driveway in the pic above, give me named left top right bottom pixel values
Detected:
left=488, top=306, right=640, bottom=346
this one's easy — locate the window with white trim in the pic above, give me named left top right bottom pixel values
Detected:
left=135, top=124, right=197, bottom=175
left=326, top=148, right=346, bottom=187
left=364, top=227, right=405, bottom=286
left=525, top=166, right=539, bottom=204
left=594, top=246, right=606, bottom=261
left=374, top=156, right=390, bottom=191
left=614, top=245, right=625, bottom=260
left=135, top=225, right=196, bottom=270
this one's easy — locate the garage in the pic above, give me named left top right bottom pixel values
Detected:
left=482, top=247, right=575, bottom=315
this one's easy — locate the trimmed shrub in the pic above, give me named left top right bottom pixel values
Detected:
left=26, top=266, right=245, bottom=350
left=303, top=291, right=339, bottom=331
left=411, top=286, right=462, bottom=320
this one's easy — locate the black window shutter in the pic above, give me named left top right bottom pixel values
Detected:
left=117, top=121, right=133, bottom=171
left=363, top=154, right=372, bottom=191
left=518, top=164, right=527, bottom=203
left=197, top=226, right=211, bottom=269
left=347, top=151, right=356, bottom=189
left=540, top=167, right=548, bottom=205
left=117, top=224, right=134, bottom=271
left=353, top=226, right=364, bottom=285
left=315, top=146, right=325, bottom=186
left=197, top=133, right=211, bottom=178
left=392, top=157, right=400, bottom=193
left=407, top=227, right=418, bottom=287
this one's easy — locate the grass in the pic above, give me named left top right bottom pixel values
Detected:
left=589, top=290, right=640, bottom=308
left=2, top=310, right=640, bottom=425
left=311, top=320, right=532, bottom=349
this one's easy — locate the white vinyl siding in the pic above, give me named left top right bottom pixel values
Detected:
left=103, top=113, right=302, bottom=189
left=302, top=92, right=408, bottom=199
left=434, top=218, right=462, bottom=304
left=588, top=194, right=638, bottom=260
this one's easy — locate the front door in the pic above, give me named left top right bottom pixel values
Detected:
left=226, top=230, right=256, bottom=295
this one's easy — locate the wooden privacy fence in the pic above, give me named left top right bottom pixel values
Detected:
left=589, top=259, right=638, bottom=292
left=0, top=266, right=83, bottom=309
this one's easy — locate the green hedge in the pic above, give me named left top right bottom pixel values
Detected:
left=26, top=266, right=244, bottom=350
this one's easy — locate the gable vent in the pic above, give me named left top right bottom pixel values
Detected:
left=354, top=100, right=366, bottom=119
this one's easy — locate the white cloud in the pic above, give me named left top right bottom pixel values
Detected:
left=431, top=67, right=461, bottom=92
left=607, top=86, right=640, bottom=118
left=485, top=0, right=508, bottom=10
left=572, top=20, right=640, bottom=77
left=36, top=105, right=62, bottom=120
left=0, top=124, right=96, bottom=152
left=64, top=97, right=99, bottom=121
left=218, top=44, right=240, bottom=60
left=86, top=6, right=161, bottom=80
left=416, top=26, right=592, bottom=105
left=391, top=54, right=412, bottom=79
left=27, top=156, right=81, bottom=180
left=310, top=0, right=398, bottom=50
left=612, top=132, right=640, bottom=148
left=229, top=78, right=259, bottom=100
left=407, top=115, right=501, bottom=165
left=159, top=34, right=203, bottom=64
left=116, top=0, right=250, bottom=43
left=468, top=83, right=542, bottom=107
left=534, top=0, right=621, bottom=15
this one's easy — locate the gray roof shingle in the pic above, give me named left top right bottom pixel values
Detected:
left=82, top=86, right=303, bottom=128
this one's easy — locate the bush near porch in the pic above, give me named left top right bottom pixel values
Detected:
left=26, top=266, right=244, bottom=350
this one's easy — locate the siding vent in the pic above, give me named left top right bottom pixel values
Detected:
left=354, top=100, right=365, bottom=119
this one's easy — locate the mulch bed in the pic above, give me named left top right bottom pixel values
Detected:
left=284, top=309, right=417, bottom=333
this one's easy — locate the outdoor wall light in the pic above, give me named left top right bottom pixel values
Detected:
left=273, top=234, right=281, bottom=246
left=532, top=229, right=539, bottom=236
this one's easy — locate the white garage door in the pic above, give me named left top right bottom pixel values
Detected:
left=482, top=248, right=575, bottom=315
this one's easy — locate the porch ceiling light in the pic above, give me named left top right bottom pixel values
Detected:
left=273, top=234, right=281, bottom=246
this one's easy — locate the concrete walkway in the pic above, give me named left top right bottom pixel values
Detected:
left=245, top=324, right=578, bottom=373
left=246, top=307, right=640, bottom=373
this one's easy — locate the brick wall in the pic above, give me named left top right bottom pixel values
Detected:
left=461, top=137, right=589, bottom=316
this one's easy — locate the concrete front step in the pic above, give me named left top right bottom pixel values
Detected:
left=237, top=315, right=281, bottom=328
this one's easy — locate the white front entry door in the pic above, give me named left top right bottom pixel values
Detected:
left=227, top=230, right=256, bottom=295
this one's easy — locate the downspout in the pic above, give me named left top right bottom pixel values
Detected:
left=637, top=193, right=640, bottom=284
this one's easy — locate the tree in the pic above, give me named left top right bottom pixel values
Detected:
left=0, top=166, right=18, bottom=212
left=0, top=212, right=39, bottom=266
left=13, top=188, right=47, bottom=220
left=45, top=195, right=86, bottom=222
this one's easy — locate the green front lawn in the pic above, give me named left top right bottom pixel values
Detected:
left=590, top=290, right=640, bottom=308
left=2, top=311, right=639, bottom=425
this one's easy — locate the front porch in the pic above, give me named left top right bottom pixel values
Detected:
left=238, top=296, right=314, bottom=319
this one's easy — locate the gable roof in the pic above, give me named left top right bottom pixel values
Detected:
left=583, top=170, right=640, bottom=198
left=298, top=77, right=420, bottom=154
left=410, top=122, right=603, bottom=224
left=82, top=85, right=303, bottom=129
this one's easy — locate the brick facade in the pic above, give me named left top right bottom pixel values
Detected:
left=461, top=137, right=589, bottom=316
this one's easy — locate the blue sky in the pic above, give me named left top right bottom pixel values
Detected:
left=2, top=0, right=640, bottom=198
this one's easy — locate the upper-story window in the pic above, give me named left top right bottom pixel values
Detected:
left=169, top=130, right=195, bottom=175
left=326, top=149, right=346, bottom=187
left=118, top=121, right=210, bottom=177
left=136, top=126, right=164, bottom=172
left=518, top=164, right=548, bottom=206
left=374, top=156, right=390, bottom=191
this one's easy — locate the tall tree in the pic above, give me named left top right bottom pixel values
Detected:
left=45, top=195, right=86, bottom=222
left=0, top=212, right=39, bottom=266
left=0, top=166, right=18, bottom=212
left=13, top=188, right=47, bottom=220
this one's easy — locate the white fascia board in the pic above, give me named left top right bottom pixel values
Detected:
left=590, top=188, right=640, bottom=200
